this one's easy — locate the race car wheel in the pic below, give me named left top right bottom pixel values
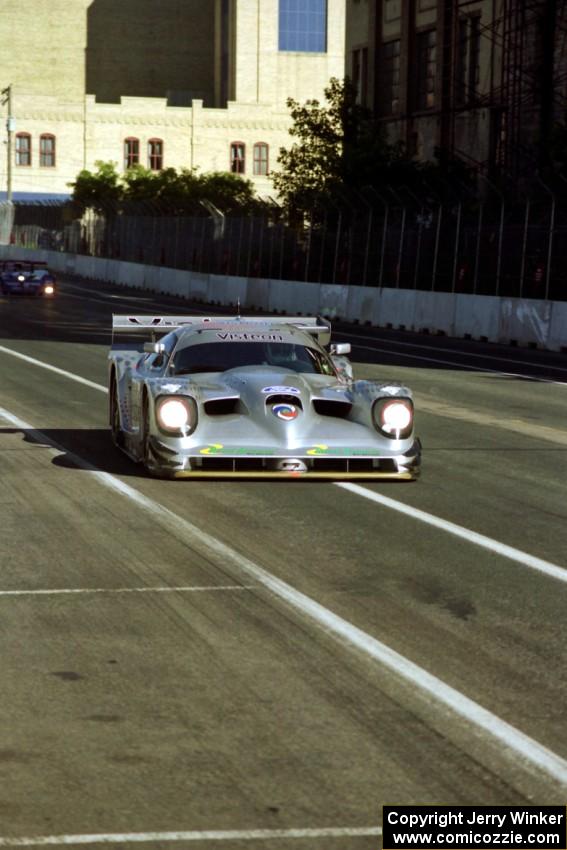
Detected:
left=110, top=382, right=124, bottom=448
left=141, top=395, right=152, bottom=469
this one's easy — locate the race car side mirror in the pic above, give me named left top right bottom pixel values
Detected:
left=331, top=355, right=353, bottom=383
left=330, top=343, right=351, bottom=355
left=143, top=341, right=166, bottom=354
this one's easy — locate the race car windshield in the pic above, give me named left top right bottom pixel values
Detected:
left=171, top=341, right=336, bottom=376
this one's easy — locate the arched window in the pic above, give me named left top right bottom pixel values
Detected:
left=148, top=138, right=163, bottom=171
left=230, top=142, right=245, bottom=174
left=124, top=137, right=140, bottom=169
left=40, top=134, right=56, bottom=167
left=15, top=133, right=32, bottom=166
left=253, top=143, right=269, bottom=176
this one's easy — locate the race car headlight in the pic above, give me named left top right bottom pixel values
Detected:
left=17, top=274, right=25, bottom=282
left=44, top=284, right=55, bottom=295
left=156, top=395, right=197, bottom=435
left=373, top=398, right=413, bottom=439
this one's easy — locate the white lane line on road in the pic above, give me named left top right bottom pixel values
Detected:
left=0, top=585, right=253, bottom=598
left=335, top=330, right=567, bottom=375
left=0, top=826, right=381, bottom=847
left=2, top=406, right=567, bottom=788
left=0, top=345, right=107, bottom=393
left=337, top=482, right=567, bottom=584
left=342, top=340, right=567, bottom=387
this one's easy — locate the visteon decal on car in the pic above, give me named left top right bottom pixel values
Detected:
left=272, top=404, right=299, bottom=421
left=262, top=386, right=301, bottom=394
left=216, top=332, right=284, bottom=342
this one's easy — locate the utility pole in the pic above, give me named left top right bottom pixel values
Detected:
left=1, top=85, right=14, bottom=201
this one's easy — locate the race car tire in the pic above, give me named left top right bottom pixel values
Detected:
left=110, top=381, right=124, bottom=448
left=141, top=395, right=153, bottom=469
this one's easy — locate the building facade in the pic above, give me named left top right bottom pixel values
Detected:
left=346, top=0, right=567, bottom=183
left=0, top=0, right=345, bottom=199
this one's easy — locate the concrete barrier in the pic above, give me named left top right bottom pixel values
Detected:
left=345, top=285, right=378, bottom=324
left=414, top=291, right=456, bottom=336
left=377, top=287, right=417, bottom=330
left=247, top=277, right=271, bottom=310
left=319, top=284, right=349, bottom=319
left=499, top=298, right=552, bottom=348
left=454, top=294, right=501, bottom=342
left=1, top=245, right=566, bottom=351
left=188, top=272, right=211, bottom=302
left=269, top=279, right=320, bottom=316
left=548, top=302, right=567, bottom=352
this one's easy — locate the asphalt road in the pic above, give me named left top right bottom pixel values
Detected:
left=0, top=278, right=566, bottom=849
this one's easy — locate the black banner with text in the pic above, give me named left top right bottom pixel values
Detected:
left=383, top=806, right=566, bottom=850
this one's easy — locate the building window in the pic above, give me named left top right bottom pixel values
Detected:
left=352, top=47, right=368, bottom=106
left=378, top=40, right=400, bottom=115
left=148, top=139, right=163, bottom=171
left=230, top=142, right=245, bottom=174
left=456, top=15, right=481, bottom=106
left=415, top=29, right=436, bottom=111
left=15, top=133, right=31, bottom=166
left=124, top=137, right=140, bottom=169
left=39, top=134, right=56, bottom=167
left=253, top=143, right=269, bottom=176
left=279, top=0, right=327, bottom=53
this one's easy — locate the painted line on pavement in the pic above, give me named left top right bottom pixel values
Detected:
left=335, top=330, right=567, bottom=375
left=0, top=585, right=253, bottom=598
left=337, top=482, right=567, bottom=584
left=0, top=345, right=106, bottom=393
left=1, top=347, right=565, bottom=579
left=1, top=405, right=567, bottom=789
left=342, top=340, right=567, bottom=387
left=0, top=826, right=382, bottom=847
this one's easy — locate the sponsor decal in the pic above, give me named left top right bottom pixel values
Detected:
left=307, top=445, right=378, bottom=456
left=262, top=386, right=300, bottom=394
left=161, top=383, right=183, bottom=392
left=200, top=443, right=224, bottom=455
left=272, top=404, right=299, bottom=421
left=216, top=332, right=284, bottom=342
left=198, top=444, right=276, bottom=456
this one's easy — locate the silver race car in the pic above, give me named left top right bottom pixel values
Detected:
left=108, top=314, right=421, bottom=479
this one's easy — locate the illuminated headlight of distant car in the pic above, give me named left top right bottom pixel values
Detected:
left=156, top=395, right=197, bottom=435
left=44, top=284, right=55, bottom=295
left=17, top=274, right=25, bottom=282
left=373, top=398, right=413, bottom=439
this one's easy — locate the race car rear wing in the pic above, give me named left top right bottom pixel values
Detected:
left=112, top=314, right=331, bottom=345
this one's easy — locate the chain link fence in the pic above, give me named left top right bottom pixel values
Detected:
left=1, top=190, right=566, bottom=301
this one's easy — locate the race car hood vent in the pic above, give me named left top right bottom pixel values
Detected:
left=264, top=394, right=304, bottom=410
left=204, top=397, right=240, bottom=415
left=312, top=399, right=352, bottom=418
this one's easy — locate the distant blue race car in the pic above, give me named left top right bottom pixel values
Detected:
left=0, top=260, right=57, bottom=296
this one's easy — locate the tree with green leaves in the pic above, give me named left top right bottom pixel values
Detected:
left=69, top=162, right=262, bottom=216
left=272, top=77, right=476, bottom=218
left=271, top=77, right=408, bottom=216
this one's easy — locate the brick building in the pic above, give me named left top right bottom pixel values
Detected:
left=0, top=0, right=345, bottom=199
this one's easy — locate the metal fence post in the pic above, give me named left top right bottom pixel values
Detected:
left=451, top=203, right=462, bottom=293
left=519, top=198, right=530, bottom=298
left=537, top=177, right=556, bottom=302
left=545, top=196, right=555, bottom=301
left=431, top=205, right=443, bottom=291
left=472, top=202, right=484, bottom=295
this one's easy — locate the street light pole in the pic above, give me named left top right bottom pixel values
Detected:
left=1, top=85, right=14, bottom=201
